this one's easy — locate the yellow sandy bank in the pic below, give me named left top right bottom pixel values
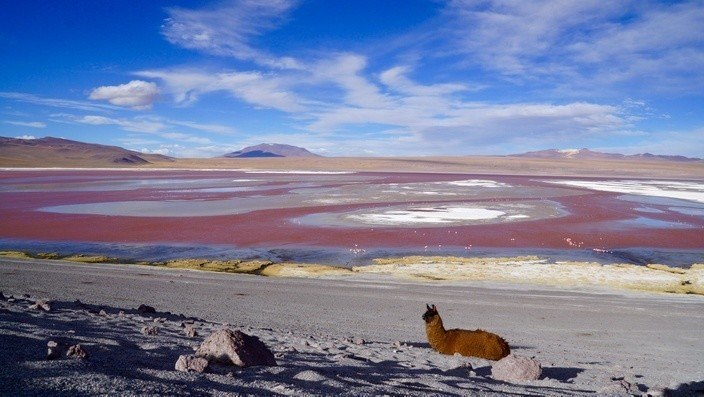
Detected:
left=1, top=251, right=702, bottom=296
left=352, top=256, right=704, bottom=295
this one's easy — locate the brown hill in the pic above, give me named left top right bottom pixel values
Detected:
left=0, top=136, right=173, bottom=167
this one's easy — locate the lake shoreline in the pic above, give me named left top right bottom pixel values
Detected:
left=2, top=246, right=702, bottom=296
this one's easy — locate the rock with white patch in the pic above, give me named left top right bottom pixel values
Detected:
left=175, top=354, right=209, bottom=373
left=141, top=325, right=159, bottom=336
left=66, top=344, right=88, bottom=359
left=29, top=299, right=51, bottom=311
left=491, top=354, right=542, bottom=381
left=195, top=329, right=276, bottom=367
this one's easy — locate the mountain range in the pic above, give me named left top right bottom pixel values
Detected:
left=513, top=148, right=701, bottom=162
left=1, top=136, right=701, bottom=167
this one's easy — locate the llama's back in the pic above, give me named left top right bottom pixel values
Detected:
left=443, top=328, right=510, bottom=360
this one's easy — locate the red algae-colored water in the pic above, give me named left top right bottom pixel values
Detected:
left=1, top=170, right=703, bottom=251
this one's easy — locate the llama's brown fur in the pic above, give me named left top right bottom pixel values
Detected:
left=423, top=304, right=510, bottom=360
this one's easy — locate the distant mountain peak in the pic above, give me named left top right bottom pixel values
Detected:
left=223, top=143, right=321, bottom=158
left=511, top=148, right=701, bottom=161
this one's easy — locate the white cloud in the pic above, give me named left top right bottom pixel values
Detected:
left=14, top=135, right=37, bottom=140
left=139, top=143, right=241, bottom=158
left=596, top=128, right=704, bottom=158
left=0, top=92, right=117, bottom=112
left=301, top=53, right=630, bottom=151
left=443, top=0, right=704, bottom=93
left=4, top=120, right=46, bottom=128
left=379, top=66, right=469, bottom=96
left=140, top=145, right=176, bottom=156
left=55, top=113, right=226, bottom=148
left=160, top=132, right=212, bottom=144
left=162, top=0, right=301, bottom=69
left=313, top=54, right=392, bottom=108
left=89, top=80, right=160, bottom=110
left=75, top=115, right=166, bottom=134
left=136, top=68, right=304, bottom=112
left=168, top=120, right=237, bottom=135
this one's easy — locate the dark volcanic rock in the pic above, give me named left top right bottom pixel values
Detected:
left=137, top=304, right=156, bottom=314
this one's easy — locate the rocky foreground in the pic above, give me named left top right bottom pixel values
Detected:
left=0, top=293, right=674, bottom=396
left=1, top=258, right=703, bottom=396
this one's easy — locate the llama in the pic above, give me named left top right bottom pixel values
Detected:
left=423, top=304, right=510, bottom=360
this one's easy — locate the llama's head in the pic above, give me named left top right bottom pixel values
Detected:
left=423, top=304, right=439, bottom=323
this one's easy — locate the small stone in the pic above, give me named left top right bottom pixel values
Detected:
left=491, top=354, right=542, bottom=382
left=99, top=310, right=108, bottom=316
left=46, top=340, right=61, bottom=360
left=66, top=344, right=88, bottom=359
left=118, top=310, right=125, bottom=317
left=141, top=325, right=159, bottom=336
left=185, top=325, right=198, bottom=338
left=29, top=299, right=51, bottom=312
left=394, top=341, right=402, bottom=348
left=47, top=348, right=60, bottom=360
left=354, top=338, right=365, bottom=345
left=175, top=354, right=209, bottom=373
left=137, top=304, right=156, bottom=314
left=7, top=298, right=16, bottom=303
left=646, top=386, right=666, bottom=397
left=293, top=370, right=326, bottom=382
left=599, top=379, right=633, bottom=395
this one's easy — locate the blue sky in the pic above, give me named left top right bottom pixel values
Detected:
left=1, top=0, right=703, bottom=157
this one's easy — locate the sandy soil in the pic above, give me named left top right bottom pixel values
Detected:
left=3, top=155, right=704, bottom=179
left=1, top=257, right=703, bottom=396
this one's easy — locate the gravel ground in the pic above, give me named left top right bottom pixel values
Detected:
left=1, top=257, right=703, bottom=396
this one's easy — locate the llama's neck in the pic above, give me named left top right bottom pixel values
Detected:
left=425, top=316, right=446, bottom=349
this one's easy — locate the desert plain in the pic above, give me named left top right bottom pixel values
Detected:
left=1, top=156, right=704, bottom=396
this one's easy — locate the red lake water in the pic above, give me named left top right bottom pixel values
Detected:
left=1, top=169, right=703, bottom=264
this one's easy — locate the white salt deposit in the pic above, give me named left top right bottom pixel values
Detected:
left=545, top=180, right=704, bottom=203
left=244, top=170, right=354, bottom=175
left=445, top=179, right=509, bottom=188
left=669, top=206, right=704, bottom=216
left=347, top=206, right=506, bottom=225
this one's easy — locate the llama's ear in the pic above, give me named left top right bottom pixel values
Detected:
left=431, top=304, right=437, bottom=311
left=426, top=304, right=432, bottom=310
